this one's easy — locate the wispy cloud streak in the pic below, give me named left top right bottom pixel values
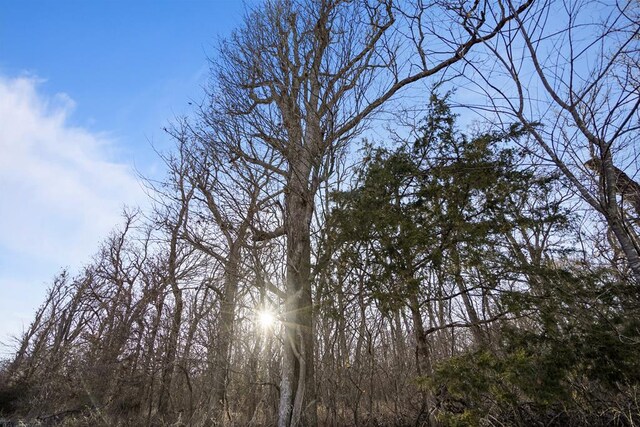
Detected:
left=0, top=75, right=145, bottom=350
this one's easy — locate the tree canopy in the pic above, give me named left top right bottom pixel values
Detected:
left=1, top=0, right=639, bottom=426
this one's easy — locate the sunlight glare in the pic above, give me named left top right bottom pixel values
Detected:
left=257, top=309, right=276, bottom=329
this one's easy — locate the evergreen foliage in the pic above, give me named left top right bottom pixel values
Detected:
left=1, top=0, right=638, bottom=423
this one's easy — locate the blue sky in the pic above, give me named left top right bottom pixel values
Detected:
left=0, top=0, right=245, bottom=354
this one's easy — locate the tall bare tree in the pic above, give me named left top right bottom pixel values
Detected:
left=161, top=120, right=280, bottom=422
left=205, top=0, right=533, bottom=425
left=466, top=0, right=640, bottom=281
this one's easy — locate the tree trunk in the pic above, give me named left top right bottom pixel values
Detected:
left=158, top=234, right=184, bottom=416
left=157, top=290, right=182, bottom=416
left=279, top=170, right=317, bottom=427
left=451, top=246, right=487, bottom=347
left=408, top=293, right=434, bottom=426
left=211, top=249, right=241, bottom=422
left=598, top=155, right=640, bottom=283
left=158, top=186, right=191, bottom=417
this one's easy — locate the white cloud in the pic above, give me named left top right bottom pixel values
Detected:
left=0, top=75, right=146, bottom=351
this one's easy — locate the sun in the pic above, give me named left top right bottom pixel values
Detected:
left=257, top=309, right=276, bottom=329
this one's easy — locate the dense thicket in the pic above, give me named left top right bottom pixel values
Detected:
left=1, top=0, right=638, bottom=426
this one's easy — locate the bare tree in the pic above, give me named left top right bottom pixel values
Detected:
left=159, top=120, right=279, bottom=423
left=203, top=0, right=533, bottom=425
left=145, top=141, right=199, bottom=417
left=466, top=0, right=640, bottom=281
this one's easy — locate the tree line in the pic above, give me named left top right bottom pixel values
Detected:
left=1, top=0, right=638, bottom=426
